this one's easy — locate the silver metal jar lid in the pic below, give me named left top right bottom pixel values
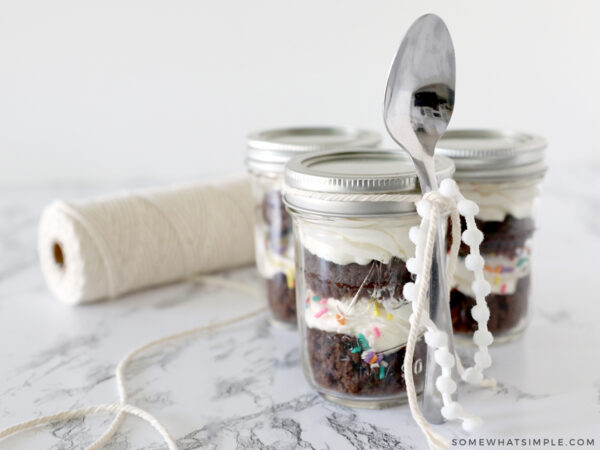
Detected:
left=436, top=129, right=547, bottom=182
left=284, top=149, right=455, bottom=217
left=246, top=126, right=380, bottom=174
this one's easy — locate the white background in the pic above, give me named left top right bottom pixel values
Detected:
left=1, top=0, right=599, bottom=186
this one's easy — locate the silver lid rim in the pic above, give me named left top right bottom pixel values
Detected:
left=283, top=149, right=455, bottom=216
left=453, top=164, right=548, bottom=183
left=437, top=129, right=546, bottom=158
left=246, top=126, right=381, bottom=174
left=436, top=129, right=547, bottom=182
left=285, top=151, right=454, bottom=194
left=247, top=126, right=381, bottom=151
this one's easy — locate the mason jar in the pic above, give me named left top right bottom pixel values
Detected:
left=246, top=127, right=380, bottom=327
left=283, top=149, right=455, bottom=408
left=437, top=129, right=547, bottom=343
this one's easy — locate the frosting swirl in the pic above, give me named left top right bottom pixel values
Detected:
left=458, top=182, right=540, bottom=222
left=253, top=226, right=294, bottom=278
left=452, top=245, right=531, bottom=296
left=298, top=217, right=417, bottom=266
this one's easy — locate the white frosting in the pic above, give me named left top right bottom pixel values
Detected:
left=253, top=226, right=294, bottom=279
left=298, top=217, right=417, bottom=266
left=458, top=182, right=540, bottom=222
left=452, top=246, right=531, bottom=296
left=304, top=291, right=412, bottom=353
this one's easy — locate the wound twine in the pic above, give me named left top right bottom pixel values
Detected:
left=38, top=178, right=255, bottom=305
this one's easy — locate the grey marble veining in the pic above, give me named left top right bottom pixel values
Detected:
left=1, top=170, right=600, bottom=449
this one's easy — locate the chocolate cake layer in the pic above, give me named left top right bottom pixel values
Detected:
left=307, top=328, right=426, bottom=396
left=303, top=249, right=412, bottom=301
left=448, top=215, right=535, bottom=259
left=451, top=275, right=530, bottom=335
left=266, top=273, right=296, bottom=325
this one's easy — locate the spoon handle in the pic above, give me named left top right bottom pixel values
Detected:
left=421, top=220, right=458, bottom=424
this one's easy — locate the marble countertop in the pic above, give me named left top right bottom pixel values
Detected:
left=1, top=165, right=599, bottom=449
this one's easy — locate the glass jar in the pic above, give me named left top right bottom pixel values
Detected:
left=437, top=130, right=547, bottom=343
left=246, top=127, right=380, bottom=327
left=283, top=149, right=455, bottom=408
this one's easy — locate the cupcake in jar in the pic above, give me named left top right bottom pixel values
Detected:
left=437, top=129, right=547, bottom=343
left=246, top=127, right=379, bottom=327
left=284, top=149, right=454, bottom=407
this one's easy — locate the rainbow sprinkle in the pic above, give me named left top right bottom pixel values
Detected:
left=493, top=275, right=500, bottom=286
left=484, top=264, right=502, bottom=273
left=314, top=307, right=328, bottom=318
left=335, top=314, right=346, bottom=325
left=285, top=268, right=295, bottom=289
left=379, top=365, right=385, bottom=380
left=363, top=351, right=384, bottom=366
left=485, top=264, right=515, bottom=274
left=312, top=295, right=321, bottom=301
left=357, top=333, right=370, bottom=350
left=516, top=257, right=528, bottom=267
left=500, top=283, right=507, bottom=294
left=373, top=326, right=381, bottom=338
left=319, top=297, right=327, bottom=304
left=350, top=346, right=362, bottom=353
left=386, top=313, right=393, bottom=320
left=373, top=301, right=380, bottom=317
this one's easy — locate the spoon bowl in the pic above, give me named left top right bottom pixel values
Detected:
left=384, top=14, right=456, bottom=189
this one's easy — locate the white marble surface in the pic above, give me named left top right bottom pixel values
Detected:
left=1, top=165, right=599, bottom=449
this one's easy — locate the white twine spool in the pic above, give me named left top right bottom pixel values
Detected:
left=38, top=178, right=255, bottom=305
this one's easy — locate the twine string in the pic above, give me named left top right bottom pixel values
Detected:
left=0, top=277, right=266, bottom=450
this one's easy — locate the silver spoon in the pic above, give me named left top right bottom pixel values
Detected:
left=383, top=13, right=457, bottom=424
